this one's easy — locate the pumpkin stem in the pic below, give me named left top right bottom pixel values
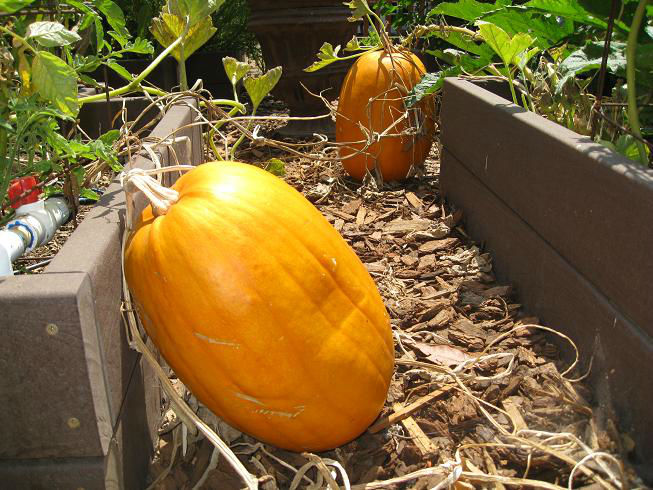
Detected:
left=120, top=165, right=195, bottom=229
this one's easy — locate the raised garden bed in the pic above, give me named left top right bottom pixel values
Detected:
left=439, top=77, right=653, bottom=479
left=0, top=100, right=203, bottom=489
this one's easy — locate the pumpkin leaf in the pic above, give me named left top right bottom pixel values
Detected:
left=0, top=0, right=35, bottom=14
left=345, top=35, right=362, bottom=52
left=223, top=56, right=250, bottom=86
left=243, top=66, right=282, bottom=112
left=304, top=42, right=341, bottom=72
left=26, top=21, right=82, bottom=48
left=476, top=21, right=534, bottom=67
left=405, top=66, right=461, bottom=107
left=167, top=0, right=225, bottom=27
left=150, top=13, right=217, bottom=62
left=31, top=50, right=79, bottom=116
left=265, top=158, right=286, bottom=177
left=344, top=0, right=374, bottom=22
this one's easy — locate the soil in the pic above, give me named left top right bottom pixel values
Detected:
left=144, top=102, right=642, bottom=489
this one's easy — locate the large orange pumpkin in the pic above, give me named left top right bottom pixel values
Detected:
left=124, top=161, right=394, bottom=452
left=336, top=49, right=435, bottom=181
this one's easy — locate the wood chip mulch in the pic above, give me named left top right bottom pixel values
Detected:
left=146, top=115, right=642, bottom=489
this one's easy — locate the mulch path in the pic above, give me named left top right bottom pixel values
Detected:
left=145, top=112, right=640, bottom=489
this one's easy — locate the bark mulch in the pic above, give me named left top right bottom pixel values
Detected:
left=145, top=122, right=641, bottom=489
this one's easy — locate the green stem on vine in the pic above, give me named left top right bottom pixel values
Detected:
left=208, top=105, right=242, bottom=161
left=506, top=70, right=519, bottom=107
left=626, top=0, right=650, bottom=165
left=78, top=20, right=190, bottom=105
left=0, top=25, right=37, bottom=54
left=229, top=107, right=256, bottom=160
left=178, top=45, right=188, bottom=92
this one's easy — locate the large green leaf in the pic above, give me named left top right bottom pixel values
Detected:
left=557, top=41, right=627, bottom=91
left=223, top=56, right=250, bottom=86
left=482, top=8, right=573, bottom=49
left=243, top=66, right=282, bottom=111
left=477, top=22, right=535, bottom=66
left=429, top=0, right=500, bottom=22
left=0, top=0, right=35, bottom=14
left=26, top=21, right=81, bottom=48
left=31, top=51, right=79, bottom=116
left=92, top=0, right=130, bottom=43
left=150, top=13, right=217, bottom=62
left=428, top=29, right=495, bottom=58
left=523, top=0, right=619, bottom=30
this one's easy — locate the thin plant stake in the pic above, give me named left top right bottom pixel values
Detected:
left=120, top=165, right=259, bottom=490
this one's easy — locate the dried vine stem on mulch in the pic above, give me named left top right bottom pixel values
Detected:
left=137, top=123, right=642, bottom=488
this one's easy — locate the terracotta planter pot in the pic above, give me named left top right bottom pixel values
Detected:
left=0, top=102, right=204, bottom=489
left=247, top=0, right=356, bottom=136
left=440, top=78, right=653, bottom=482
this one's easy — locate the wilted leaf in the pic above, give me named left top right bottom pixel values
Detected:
left=243, top=66, right=282, bottom=111
left=413, top=342, right=472, bottom=366
left=32, top=51, right=78, bottom=116
left=223, top=56, right=250, bottom=86
left=26, top=21, right=81, bottom=47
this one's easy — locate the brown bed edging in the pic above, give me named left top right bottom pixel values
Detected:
left=440, top=78, right=653, bottom=478
left=0, top=99, right=203, bottom=489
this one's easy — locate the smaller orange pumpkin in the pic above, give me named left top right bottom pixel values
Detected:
left=336, top=49, right=435, bottom=181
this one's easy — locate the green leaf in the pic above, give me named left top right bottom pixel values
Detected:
left=557, top=41, right=627, bottom=92
left=243, top=66, right=282, bottom=111
left=99, top=129, right=120, bottom=145
left=265, top=158, right=286, bottom=176
left=223, top=56, right=250, bottom=86
left=523, top=0, right=614, bottom=30
left=344, top=0, right=374, bottom=22
left=345, top=36, right=362, bottom=51
left=481, top=8, right=573, bottom=49
left=26, top=21, right=82, bottom=48
left=428, top=29, right=495, bottom=58
left=406, top=69, right=460, bottom=107
left=304, top=42, right=341, bottom=72
left=429, top=0, right=498, bottom=21
left=92, top=0, right=130, bottom=43
left=0, top=0, right=35, bottom=14
left=80, top=188, right=101, bottom=200
left=123, top=37, right=154, bottom=55
left=31, top=51, right=79, bottom=116
left=167, top=0, right=225, bottom=27
left=150, top=13, right=217, bottom=62
left=106, top=59, right=133, bottom=81
left=477, top=22, right=535, bottom=66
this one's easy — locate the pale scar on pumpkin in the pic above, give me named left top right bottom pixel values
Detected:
left=254, top=405, right=305, bottom=419
left=194, top=332, right=241, bottom=348
left=234, top=392, right=265, bottom=406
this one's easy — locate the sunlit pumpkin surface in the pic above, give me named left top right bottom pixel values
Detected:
left=336, top=49, right=435, bottom=181
left=125, top=161, right=395, bottom=451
